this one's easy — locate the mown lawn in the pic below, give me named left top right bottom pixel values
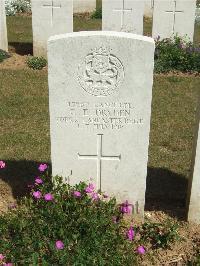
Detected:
left=1, top=14, right=200, bottom=214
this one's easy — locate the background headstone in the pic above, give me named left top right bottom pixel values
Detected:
left=73, top=0, right=96, bottom=13
left=0, top=0, right=8, bottom=51
left=32, top=0, right=73, bottom=57
left=48, top=31, right=155, bottom=217
left=144, top=0, right=154, bottom=17
left=102, top=0, right=144, bottom=34
left=187, top=97, right=200, bottom=224
left=152, top=0, right=196, bottom=41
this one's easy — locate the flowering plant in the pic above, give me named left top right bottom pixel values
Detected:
left=0, top=163, right=179, bottom=264
left=5, top=0, right=31, bottom=16
left=155, top=35, right=200, bottom=73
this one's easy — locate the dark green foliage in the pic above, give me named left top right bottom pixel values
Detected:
left=26, top=56, right=47, bottom=70
left=0, top=175, right=137, bottom=265
left=91, top=7, right=102, bottom=19
left=139, top=220, right=180, bottom=249
left=0, top=49, right=10, bottom=63
left=0, top=172, right=180, bottom=265
left=155, top=36, right=200, bottom=73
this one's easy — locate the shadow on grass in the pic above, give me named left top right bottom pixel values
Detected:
left=145, top=167, right=188, bottom=220
left=0, top=161, right=188, bottom=220
left=0, top=160, right=51, bottom=199
left=9, top=42, right=33, bottom=55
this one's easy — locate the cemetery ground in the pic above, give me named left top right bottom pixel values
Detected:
left=1, top=14, right=200, bottom=265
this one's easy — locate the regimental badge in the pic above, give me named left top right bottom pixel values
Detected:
left=77, top=47, right=124, bottom=97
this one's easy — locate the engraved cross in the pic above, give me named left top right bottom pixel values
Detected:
left=42, top=0, right=61, bottom=26
left=113, top=0, right=133, bottom=31
left=78, top=134, right=121, bottom=190
left=165, top=0, right=184, bottom=33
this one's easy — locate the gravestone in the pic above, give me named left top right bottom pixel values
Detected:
left=102, top=0, right=144, bottom=34
left=144, top=0, right=154, bottom=17
left=187, top=99, right=200, bottom=223
left=48, top=31, right=155, bottom=217
left=32, top=0, right=73, bottom=57
left=152, top=0, right=196, bottom=41
left=0, top=0, right=8, bottom=51
left=74, top=0, right=96, bottom=13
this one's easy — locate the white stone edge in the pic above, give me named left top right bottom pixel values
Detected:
left=48, top=31, right=155, bottom=45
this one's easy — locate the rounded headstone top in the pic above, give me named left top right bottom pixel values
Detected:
left=48, top=31, right=155, bottom=45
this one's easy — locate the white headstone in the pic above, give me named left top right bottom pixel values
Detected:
left=0, top=0, right=8, bottom=51
left=187, top=102, right=200, bottom=223
left=144, top=0, right=154, bottom=17
left=48, top=31, right=155, bottom=217
left=73, top=0, right=96, bottom=13
left=32, top=0, right=73, bottom=57
left=152, top=0, right=196, bottom=41
left=102, top=0, right=144, bottom=34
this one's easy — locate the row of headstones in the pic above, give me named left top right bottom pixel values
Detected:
left=0, top=0, right=197, bottom=56
left=33, top=0, right=197, bottom=57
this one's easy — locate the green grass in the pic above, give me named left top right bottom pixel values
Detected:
left=149, top=76, right=200, bottom=177
left=7, top=16, right=33, bottom=54
left=0, top=70, right=49, bottom=161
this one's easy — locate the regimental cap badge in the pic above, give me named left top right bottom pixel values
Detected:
left=77, top=46, right=125, bottom=97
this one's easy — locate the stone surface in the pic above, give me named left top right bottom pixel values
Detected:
left=187, top=100, right=200, bottom=224
left=48, top=31, right=155, bottom=217
left=152, top=0, right=196, bottom=41
left=32, top=0, right=73, bottom=57
left=0, top=0, right=8, bottom=51
left=102, top=0, right=144, bottom=34
left=144, top=0, right=154, bottom=17
left=73, top=0, right=96, bottom=13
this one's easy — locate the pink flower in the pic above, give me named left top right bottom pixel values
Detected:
left=3, top=263, right=13, bottom=266
left=32, top=191, right=42, bottom=199
left=73, top=191, right=81, bottom=198
left=35, top=177, right=43, bottom=185
left=127, top=226, right=135, bottom=241
left=85, top=183, right=95, bottom=193
left=91, top=192, right=99, bottom=200
left=38, top=163, right=48, bottom=172
left=44, top=193, right=54, bottom=201
left=0, top=254, right=5, bottom=260
left=55, top=240, right=64, bottom=250
left=137, top=246, right=146, bottom=255
left=120, top=200, right=133, bottom=214
left=0, top=161, right=6, bottom=169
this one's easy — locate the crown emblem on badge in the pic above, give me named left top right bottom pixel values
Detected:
left=92, top=47, right=111, bottom=57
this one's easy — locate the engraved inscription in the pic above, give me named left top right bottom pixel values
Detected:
left=77, top=47, right=124, bottom=97
left=56, top=101, right=144, bottom=131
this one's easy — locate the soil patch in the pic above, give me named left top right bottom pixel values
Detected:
left=0, top=52, right=28, bottom=70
